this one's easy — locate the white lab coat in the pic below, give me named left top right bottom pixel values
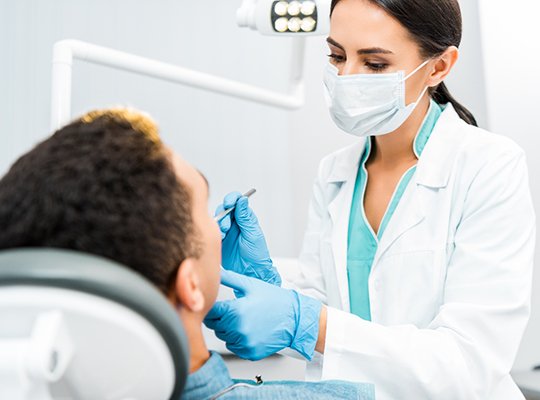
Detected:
left=287, top=104, right=536, bottom=400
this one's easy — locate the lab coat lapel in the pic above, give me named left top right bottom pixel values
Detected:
left=372, top=104, right=465, bottom=267
left=327, top=140, right=366, bottom=311
left=372, top=183, right=426, bottom=267
left=328, top=178, right=355, bottom=311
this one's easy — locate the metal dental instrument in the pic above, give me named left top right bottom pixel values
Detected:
left=214, top=189, right=257, bottom=222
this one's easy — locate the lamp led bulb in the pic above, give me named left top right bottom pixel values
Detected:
left=275, top=17, right=289, bottom=32
left=288, top=17, right=302, bottom=32
left=287, top=1, right=302, bottom=16
left=301, top=17, right=316, bottom=32
left=274, top=1, right=289, bottom=16
left=237, top=0, right=330, bottom=36
left=301, top=1, right=316, bottom=16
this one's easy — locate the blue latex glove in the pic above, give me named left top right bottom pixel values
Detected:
left=216, top=191, right=281, bottom=286
left=204, top=269, right=322, bottom=361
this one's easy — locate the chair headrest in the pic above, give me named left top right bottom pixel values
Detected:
left=0, top=248, right=189, bottom=400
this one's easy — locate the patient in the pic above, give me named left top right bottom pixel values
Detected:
left=0, top=109, right=374, bottom=399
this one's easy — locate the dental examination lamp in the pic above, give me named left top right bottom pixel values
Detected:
left=50, top=1, right=330, bottom=131
left=237, top=0, right=330, bottom=35
left=0, top=249, right=189, bottom=400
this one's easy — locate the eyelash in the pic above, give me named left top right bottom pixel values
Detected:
left=327, top=54, right=389, bottom=72
left=327, top=53, right=345, bottom=63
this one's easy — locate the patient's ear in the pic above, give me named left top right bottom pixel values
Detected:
left=174, top=259, right=205, bottom=313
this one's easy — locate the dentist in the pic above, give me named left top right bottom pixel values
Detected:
left=204, top=0, right=536, bottom=399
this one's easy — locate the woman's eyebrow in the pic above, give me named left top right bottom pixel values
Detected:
left=326, top=37, right=394, bottom=55
left=326, top=37, right=344, bottom=50
left=358, top=47, right=394, bottom=55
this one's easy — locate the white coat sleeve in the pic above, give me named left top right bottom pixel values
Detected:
left=322, top=150, right=535, bottom=400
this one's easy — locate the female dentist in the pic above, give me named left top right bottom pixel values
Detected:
left=204, top=0, right=536, bottom=399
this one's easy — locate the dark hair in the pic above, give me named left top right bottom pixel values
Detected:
left=0, top=109, right=199, bottom=294
left=330, top=0, right=477, bottom=126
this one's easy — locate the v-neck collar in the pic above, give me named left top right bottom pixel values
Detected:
left=358, top=99, right=443, bottom=240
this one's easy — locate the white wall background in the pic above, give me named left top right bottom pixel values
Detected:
left=0, top=0, right=296, bottom=257
left=478, top=0, right=540, bottom=371
left=0, top=0, right=537, bottom=374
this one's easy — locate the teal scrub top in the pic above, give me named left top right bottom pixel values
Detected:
left=347, top=100, right=443, bottom=321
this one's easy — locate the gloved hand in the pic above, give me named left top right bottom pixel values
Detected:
left=216, top=191, right=281, bottom=286
left=204, top=269, right=322, bottom=361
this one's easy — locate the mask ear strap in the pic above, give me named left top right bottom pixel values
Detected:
left=415, top=85, right=430, bottom=104
left=404, top=59, right=430, bottom=81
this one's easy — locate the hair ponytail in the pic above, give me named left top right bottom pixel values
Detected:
left=431, top=82, right=477, bottom=126
left=331, top=0, right=478, bottom=126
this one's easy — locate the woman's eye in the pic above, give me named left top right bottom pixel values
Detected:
left=327, top=53, right=345, bottom=63
left=365, top=62, right=388, bottom=72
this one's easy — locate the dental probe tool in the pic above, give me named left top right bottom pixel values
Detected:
left=214, top=188, right=256, bottom=222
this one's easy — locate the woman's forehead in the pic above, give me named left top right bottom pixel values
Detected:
left=330, top=0, right=412, bottom=51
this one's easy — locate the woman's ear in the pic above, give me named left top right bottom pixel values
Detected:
left=428, top=46, right=459, bottom=87
left=173, top=258, right=205, bottom=313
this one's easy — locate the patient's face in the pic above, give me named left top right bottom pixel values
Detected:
left=169, top=149, right=222, bottom=314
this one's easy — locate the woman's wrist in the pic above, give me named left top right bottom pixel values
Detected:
left=316, top=305, right=327, bottom=354
left=290, top=292, right=322, bottom=360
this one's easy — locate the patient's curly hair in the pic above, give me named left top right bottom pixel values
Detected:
left=0, top=108, right=199, bottom=294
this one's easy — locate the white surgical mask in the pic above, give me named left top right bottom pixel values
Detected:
left=323, top=60, right=430, bottom=137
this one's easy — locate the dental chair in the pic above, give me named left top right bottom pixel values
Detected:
left=0, top=248, right=189, bottom=400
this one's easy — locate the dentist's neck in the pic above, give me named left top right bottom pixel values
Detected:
left=370, top=96, right=431, bottom=166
